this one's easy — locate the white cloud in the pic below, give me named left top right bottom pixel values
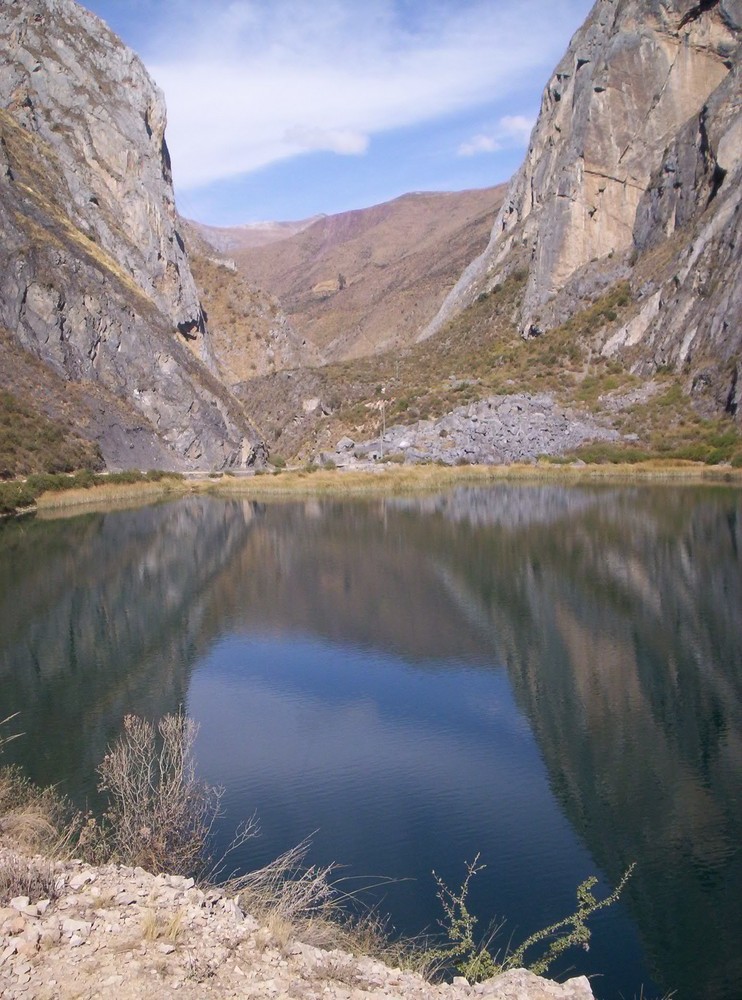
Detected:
left=142, top=0, right=590, bottom=190
left=458, top=134, right=502, bottom=157
left=499, top=114, right=535, bottom=144
left=283, top=126, right=370, bottom=156
left=457, top=113, right=535, bottom=157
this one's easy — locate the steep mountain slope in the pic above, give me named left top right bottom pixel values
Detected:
left=182, top=221, right=320, bottom=386
left=424, top=0, right=741, bottom=423
left=0, top=0, right=263, bottom=470
left=211, top=187, right=505, bottom=362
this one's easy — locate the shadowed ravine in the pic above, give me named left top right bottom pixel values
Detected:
left=0, top=486, right=740, bottom=1000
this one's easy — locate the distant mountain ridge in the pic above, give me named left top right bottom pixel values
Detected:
left=191, top=216, right=326, bottom=253
left=199, top=187, right=506, bottom=362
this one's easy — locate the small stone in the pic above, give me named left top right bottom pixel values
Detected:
left=69, top=873, right=94, bottom=891
left=158, top=943, right=176, bottom=955
left=9, top=898, right=30, bottom=912
left=62, top=918, right=91, bottom=939
left=4, top=916, right=26, bottom=937
left=0, top=942, right=18, bottom=966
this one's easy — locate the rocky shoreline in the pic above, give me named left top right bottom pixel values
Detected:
left=0, top=851, right=594, bottom=1000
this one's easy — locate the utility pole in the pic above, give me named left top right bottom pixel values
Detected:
left=380, top=387, right=386, bottom=460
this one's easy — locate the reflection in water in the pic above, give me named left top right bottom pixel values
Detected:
left=395, top=486, right=742, bottom=1000
left=0, top=498, right=256, bottom=798
left=0, top=486, right=740, bottom=1000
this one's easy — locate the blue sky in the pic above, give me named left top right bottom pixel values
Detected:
left=80, top=0, right=594, bottom=226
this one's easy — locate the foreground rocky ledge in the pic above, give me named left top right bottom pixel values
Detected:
left=0, top=852, right=594, bottom=1000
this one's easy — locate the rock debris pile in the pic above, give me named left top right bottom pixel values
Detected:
left=331, top=394, right=618, bottom=467
left=0, top=851, right=594, bottom=1000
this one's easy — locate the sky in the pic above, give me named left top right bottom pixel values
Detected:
left=80, top=0, right=595, bottom=226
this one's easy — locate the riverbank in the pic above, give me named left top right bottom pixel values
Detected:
left=210, top=460, right=742, bottom=498
left=3, top=461, right=741, bottom=519
left=0, top=849, right=594, bottom=1000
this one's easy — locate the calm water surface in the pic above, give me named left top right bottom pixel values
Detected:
left=1, top=486, right=740, bottom=1000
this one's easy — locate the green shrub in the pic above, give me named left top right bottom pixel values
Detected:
left=70, top=469, right=97, bottom=489
left=0, top=389, right=102, bottom=478
left=25, top=472, right=71, bottom=493
left=426, top=856, right=635, bottom=982
left=106, top=470, right=146, bottom=485
left=0, top=482, right=36, bottom=515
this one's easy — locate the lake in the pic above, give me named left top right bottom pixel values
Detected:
left=1, top=484, right=740, bottom=1000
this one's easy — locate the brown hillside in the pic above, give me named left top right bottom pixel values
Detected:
left=203, top=187, right=505, bottom=362
left=181, top=222, right=319, bottom=386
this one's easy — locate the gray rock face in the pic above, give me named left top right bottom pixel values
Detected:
left=422, top=0, right=741, bottom=417
left=0, top=0, right=204, bottom=342
left=606, top=58, right=742, bottom=416
left=0, top=0, right=264, bottom=469
left=346, top=394, right=619, bottom=466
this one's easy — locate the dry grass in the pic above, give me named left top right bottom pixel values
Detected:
left=0, top=850, right=58, bottom=906
left=212, top=461, right=742, bottom=498
left=0, top=763, right=89, bottom=861
left=223, top=838, right=428, bottom=972
left=35, top=477, right=193, bottom=511
left=142, top=907, right=185, bottom=944
left=10, top=458, right=742, bottom=522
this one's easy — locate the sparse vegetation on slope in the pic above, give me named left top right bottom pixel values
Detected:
left=236, top=270, right=741, bottom=465
left=228, top=187, right=506, bottom=362
left=0, top=389, right=103, bottom=481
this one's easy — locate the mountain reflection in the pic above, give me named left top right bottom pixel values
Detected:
left=0, top=498, right=256, bottom=798
left=389, top=485, right=742, bottom=1000
left=0, top=485, right=739, bottom=1000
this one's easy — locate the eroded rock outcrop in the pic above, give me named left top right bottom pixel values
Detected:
left=423, top=0, right=740, bottom=419
left=0, top=0, right=264, bottom=469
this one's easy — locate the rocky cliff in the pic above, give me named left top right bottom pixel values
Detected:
left=423, top=0, right=741, bottom=422
left=0, top=0, right=264, bottom=470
